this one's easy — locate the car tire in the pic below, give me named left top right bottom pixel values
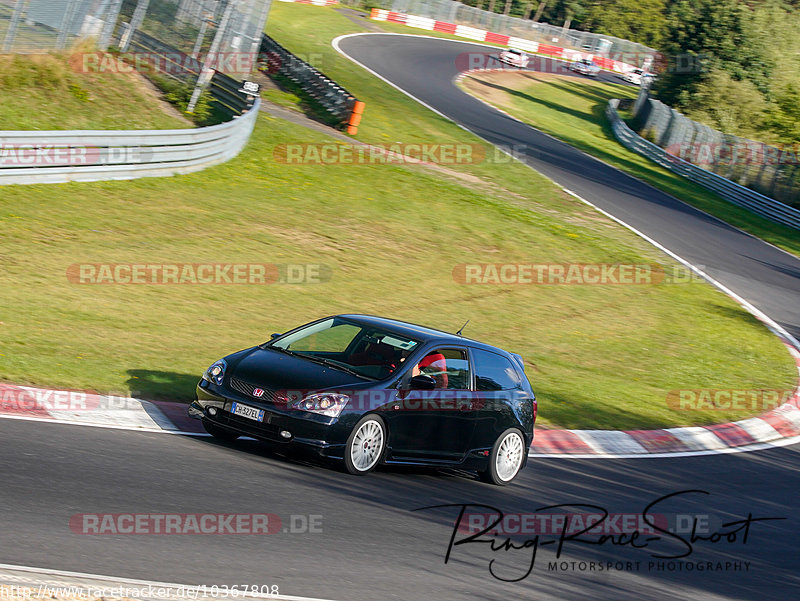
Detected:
left=479, top=428, right=525, bottom=485
left=343, top=415, right=386, bottom=475
left=202, top=418, right=240, bottom=442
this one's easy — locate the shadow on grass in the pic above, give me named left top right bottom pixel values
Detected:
left=545, top=78, right=622, bottom=104
left=264, top=72, right=345, bottom=130
left=536, top=389, right=676, bottom=431
left=126, top=369, right=197, bottom=403
left=706, top=302, right=777, bottom=331
left=470, top=76, right=599, bottom=128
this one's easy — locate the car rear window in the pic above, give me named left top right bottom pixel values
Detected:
left=472, top=348, right=523, bottom=391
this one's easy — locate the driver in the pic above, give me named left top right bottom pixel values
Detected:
left=411, top=351, right=448, bottom=388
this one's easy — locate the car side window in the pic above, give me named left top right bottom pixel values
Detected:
left=413, top=348, right=471, bottom=390
left=473, top=349, right=522, bottom=391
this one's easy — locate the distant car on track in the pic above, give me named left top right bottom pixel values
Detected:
left=190, top=314, right=536, bottom=485
left=570, top=58, right=601, bottom=76
left=620, top=68, right=655, bottom=86
left=499, top=48, right=529, bottom=68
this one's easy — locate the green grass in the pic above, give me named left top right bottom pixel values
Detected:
left=0, top=51, right=190, bottom=130
left=0, top=2, right=795, bottom=431
left=460, top=71, right=800, bottom=257
left=259, top=87, right=304, bottom=111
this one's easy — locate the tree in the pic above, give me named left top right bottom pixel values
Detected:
left=581, top=0, right=666, bottom=48
left=541, top=0, right=585, bottom=29
left=653, top=0, right=773, bottom=108
left=532, top=1, right=547, bottom=21
left=764, top=83, right=800, bottom=144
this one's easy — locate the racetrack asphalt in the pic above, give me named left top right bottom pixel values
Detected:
left=1, top=418, right=798, bottom=601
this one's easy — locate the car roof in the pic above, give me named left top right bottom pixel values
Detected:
left=336, top=314, right=509, bottom=354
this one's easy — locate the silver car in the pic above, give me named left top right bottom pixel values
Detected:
left=570, top=59, right=601, bottom=76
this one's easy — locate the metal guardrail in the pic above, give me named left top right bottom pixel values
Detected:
left=0, top=97, right=260, bottom=185
left=631, top=91, right=800, bottom=209
left=607, top=99, right=800, bottom=230
left=259, top=34, right=358, bottom=124
left=0, top=25, right=263, bottom=187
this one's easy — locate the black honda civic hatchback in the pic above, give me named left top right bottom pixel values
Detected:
left=189, top=314, right=536, bottom=484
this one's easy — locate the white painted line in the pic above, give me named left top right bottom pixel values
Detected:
left=4, top=34, right=799, bottom=467
left=0, top=563, right=339, bottom=601
left=562, top=190, right=800, bottom=351
left=528, top=431, right=800, bottom=459
left=333, top=33, right=800, bottom=462
left=335, top=34, right=797, bottom=351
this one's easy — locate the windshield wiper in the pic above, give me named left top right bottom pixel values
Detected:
left=265, top=348, right=371, bottom=379
left=317, top=358, right=369, bottom=378
left=266, top=345, right=297, bottom=355
left=295, top=354, right=368, bottom=378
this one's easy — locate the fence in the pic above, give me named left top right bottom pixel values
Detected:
left=632, top=89, right=800, bottom=209
left=388, top=0, right=654, bottom=59
left=260, top=33, right=361, bottom=127
left=607, top=99, right=800, bottom=230
left=0, top=95, right=260, bottom=185
left=123, top=0, right=272, bottom=71
left=119, top=26, right=255, bottom=120
left=0, top=0, right=123, bottom=52
left=0, top=1, right=272, bottom=70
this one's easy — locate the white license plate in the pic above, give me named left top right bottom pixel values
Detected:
left=231, top=402, right=265, bottom=422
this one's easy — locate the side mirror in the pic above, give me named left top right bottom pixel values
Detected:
left=270, top=333, right=281, bottom=339
left=409, top=374, right=436, bottom=390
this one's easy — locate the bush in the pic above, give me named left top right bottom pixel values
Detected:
left=148, top=74, right=214, bottom=126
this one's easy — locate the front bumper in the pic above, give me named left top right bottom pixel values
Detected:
left=191, top=382, right=347, bottom=459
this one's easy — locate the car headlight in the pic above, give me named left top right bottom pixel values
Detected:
left=292, top=393, right=349, bottom=418
left=202, top=359, right=227, bottom=386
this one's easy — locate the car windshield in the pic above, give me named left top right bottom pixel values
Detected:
left=269, top=317, right=421, bottom=380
